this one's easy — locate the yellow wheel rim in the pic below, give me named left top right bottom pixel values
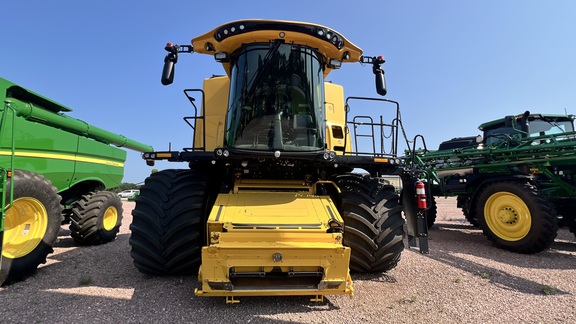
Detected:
left=102, top=206, right=118, bottom=231
left=484, top=192, right=531, bottom=241
left=2, top=198, right=48, bottom=259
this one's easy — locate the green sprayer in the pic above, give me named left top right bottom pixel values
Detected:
left=414, top=111, right=576, bottom=253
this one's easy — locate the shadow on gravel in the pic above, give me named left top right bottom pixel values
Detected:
left=5, top=216, right=573, bottom=323
left=194, top=294, right=342, bottom=320
left=2, top=231, right=351, bottom=323
left=351, top=272, right=397, bottom=283
left=423, top=248, right=571, bottom=296
left=422, top=221, right=575, bottom=296
left=552, top=241, right=576, bottom=252
left=433, top=223, right=480, bottom=230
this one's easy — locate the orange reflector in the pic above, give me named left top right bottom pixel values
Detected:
left=373, top=158, right=389, bottom=163
left=156, top=153, right=173, bottom=158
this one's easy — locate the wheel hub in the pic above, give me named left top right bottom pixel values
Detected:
left=102, top=206, right=118, bottom=231
left=498, top=207, right=519, bottom=224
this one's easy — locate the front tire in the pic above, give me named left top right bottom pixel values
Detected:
left=1, top=170, right=62, bottom=284
left=129, top=169, right=212, bottom=275
left=69, top=191, right=123, bottom=245
left=475, top=181, right=558, bottom=254
left=334, top=173, right=405, bottom=273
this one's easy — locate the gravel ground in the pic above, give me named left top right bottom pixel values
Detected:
left=1, top=197, right=575, bottom=323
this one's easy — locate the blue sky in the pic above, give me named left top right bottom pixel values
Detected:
left=2, top=1, right=575, bottom=183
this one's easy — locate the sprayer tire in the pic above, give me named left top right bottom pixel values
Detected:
left=566, top=218, right=576, bottom=236
left=566, top=217, right=576, bottom=238
left=129, top=169, right=211, bottom=275
left=426, top=196, right=437, bottom=229
left=1, top=170, right=62, bottom=285
left=458, top=196, right=479, bottom=227
left=463, top=209, right=480, bottom=227
left=561, top=209, right=576, bottom=238
left=475, top=181, right=558, bottom=254
left=556, top=204, right=576, bottom=238
left=70, top=191, right=123, bottom=245
left=335, top=173, right=405, bottom=273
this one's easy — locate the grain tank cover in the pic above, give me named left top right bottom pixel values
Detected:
left=1, top=77, right=152, bottom=153
left=5, top=81, right=73, bottom=113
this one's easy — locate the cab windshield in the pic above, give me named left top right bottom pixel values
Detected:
left=225, top=42, right=325, bottom=151
left=484, top=118, right=575, bottom=146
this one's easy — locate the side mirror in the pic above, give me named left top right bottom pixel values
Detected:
left=161, top=55, right=176, bottom=85
left=375, top=69, right=387, bottom=96
left=161, top=43, right=179, bottom=86
left=372, top=56, right=387, bottom=96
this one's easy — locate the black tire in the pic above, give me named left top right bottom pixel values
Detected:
left=555, top=203, right=576, bottom=238
left=458, top=196, right=479, bottom=227
left=334, top=173, right=405, bottom=273
left=566, top=217, right=576, bottom=238
left=426, top=196, right=437, bottom=229
left=129, top=169, right=212, bottom=275
left=1, top=170, right=63, bottom=284
left=475, top=181, right=558, bottom=254
left=69, top=191, right=123, bottom=245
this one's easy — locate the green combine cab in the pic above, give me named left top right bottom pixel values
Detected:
left=415, top=111, right=576, bottom=253
left=0, top=77, right=152, bottom=284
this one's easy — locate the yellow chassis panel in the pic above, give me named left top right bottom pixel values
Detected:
left=195, top=181, right=353, bottom=301
left=195, top=235, right=353, bottom=298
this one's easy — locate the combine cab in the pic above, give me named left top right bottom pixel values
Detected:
left=129, top=20, right=428, bottom=303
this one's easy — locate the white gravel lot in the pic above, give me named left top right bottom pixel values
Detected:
left=1, top=198, right=575, bottom=323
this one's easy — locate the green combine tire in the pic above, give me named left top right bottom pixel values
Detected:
left=335, top=173, right=405, bottom=273
left=129, top=169, right=210, bottom=275
left=1, top=170, right=62, bottom=284
left=476, top=181, right=558, bottom=254
left=70, top=191, right=123, bottom=245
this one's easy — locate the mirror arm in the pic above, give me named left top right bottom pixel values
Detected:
left=361, top=55, right=387, bottom=96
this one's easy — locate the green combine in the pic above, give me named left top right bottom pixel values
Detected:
left=415, top=111, right=576, bottom=253
left=0, top=77, right=152, bottom=284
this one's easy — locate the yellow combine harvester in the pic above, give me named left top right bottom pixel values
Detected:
left=129, top=20, right=428, bottom=303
